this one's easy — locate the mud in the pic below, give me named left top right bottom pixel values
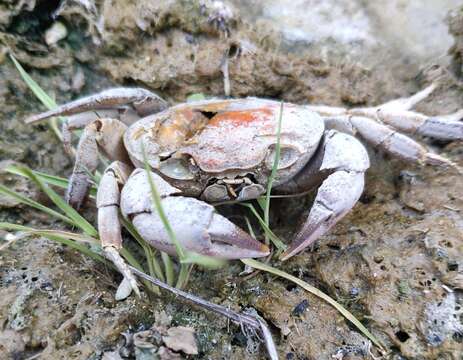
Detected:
left=1, top=1, right=463, bottom=359
left=448, top=6, right=463, bottom=78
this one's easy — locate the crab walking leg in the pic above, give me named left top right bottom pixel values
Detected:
left=97, top=161, right=139, bottom=299
left=61, top=109, right=139, bottom=153
left=280, top=131, right=369, bottom=260
left=67, top=122, right=99, bottom=209
left=305, top=105, right=347, bottom=117
left=120, top=169, right=270, bottom=259
left=25, top=87, right=168, bottom=124
left=377, top=108, right=463, bottom=141
left=377, top=83, right=437, bottom=111
left=306, top=85, right=436, bottom=117
left=349, top=116, right=458, bottom=167
left=351, top=84, right=462, bottom=140
left=349, top=107, right=463, bottom=141
left=309, top=85, right=463, bottom=140
left=67, top=118, right=129, bottom=209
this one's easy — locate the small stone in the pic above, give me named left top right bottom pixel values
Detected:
left=0, top=329, right=26, bottom=357
left=71, top=69, right=86, bottom=93
left=292, top=299, right=309, bottom=316
left=40, top=281, right=54, bottom=291
left=427, top=333, right=443, bottom=346
left=350, top=287, right=360, bottom=297
left=45, top=22, right=68, bottom=46
left=162, top=326, right=198, bottom=355
left=158, top=346, right=181, bottom=360
left=441, top=272, right=463, bottom=289
left=101, top=350, right=123, bottom=360
left=154, top=310, right=172, bottom=328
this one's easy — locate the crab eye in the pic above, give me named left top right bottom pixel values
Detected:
left=159, top=158, right=195, bottom=180
left=265, top=145, right=299, bottom=170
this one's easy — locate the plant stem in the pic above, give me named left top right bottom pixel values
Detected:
left=264, top=102, right=284, bottom=245
left=129, top=266, right=278, bottom=360
left=241, top=258, right=385, bottom=352
left=162, top=252, right=175, bottom=286
left=175, top=264, right=191, bottom=289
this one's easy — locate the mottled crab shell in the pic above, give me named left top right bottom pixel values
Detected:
left=124, top=98, right=325, bottom=193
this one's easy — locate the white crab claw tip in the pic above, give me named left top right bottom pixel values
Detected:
left=207, top=213, right=270, bottom=259
left=115, top=277, right=134, bottom=300
left=104, top=246, right=140, bottom=300
left=209, top=241, right=270, bottom=259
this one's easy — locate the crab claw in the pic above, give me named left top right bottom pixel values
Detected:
left=280, top=171, right=365, bottom=261
left=279, top=131, right=369, bottom=261
left=121, top=170, right=269, bottom=259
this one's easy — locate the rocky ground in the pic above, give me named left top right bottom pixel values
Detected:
left=0, top=1, right=462, bottom=359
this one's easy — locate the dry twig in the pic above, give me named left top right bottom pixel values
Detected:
left=129, top=266, right=278, bottom=359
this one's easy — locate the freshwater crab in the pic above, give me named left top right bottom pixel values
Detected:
left=26, top=84, right=463, bottom=296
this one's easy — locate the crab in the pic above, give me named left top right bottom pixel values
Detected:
left=26, top=84, right=463, bottom=297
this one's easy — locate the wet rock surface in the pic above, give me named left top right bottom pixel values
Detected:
left=1, top=1, right=463, bottom=359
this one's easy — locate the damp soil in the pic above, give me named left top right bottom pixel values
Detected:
left=1, top=1, right=463, bottom=359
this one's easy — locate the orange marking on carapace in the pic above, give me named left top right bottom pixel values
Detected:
left=156, top=108, right=209, bottom=150
left=207, top=108, right=274, bottom=128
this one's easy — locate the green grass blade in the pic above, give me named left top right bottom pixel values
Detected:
left=34, top=172, right=70, bottom=189
left=175, top=263, right=191, bottom=289
left=256, top=197, right=266, bottom=212
left=142, top=148, right=186, bottom=260
left=120, top=248, right=146, bottom=273
left=241, top=258, right=385, bottom=351
left=244, top=217, right=256, bottom=240
left=31, top=229, right=98, bottom=244
left=146, top=246, right=165, bottom=284
left=0, top=223, right=97, bottom=245
left=263, top=102, right=284, bottom=244
left=18, top=166, right=97, bottom=237
left=6, top=165, right=97, bottom=197
left=162, top=252, right=175, bottom=286
left=150, top=252, right=166, bottom=283
left=10, top=54, right=57, bottom=109
left=142, top=149, right=195, bottom=287
left=47, top=234, right=105, bottom=262
left=240, top=203, right=286, bottom=251
left=0, top=222, right=105, bottom=263
left=7, top=166, right=68, bottom=188
left=48, top=117, right=63, bottom=141
left=180, top=252, right=226, bottom=269
left=10, top=54, right=65, bottom=140
left=0, top=184, right=74, bottom=225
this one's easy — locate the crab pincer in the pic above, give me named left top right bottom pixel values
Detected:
left=97, top=166, right=268, bottom=299
left=278, top=130, right=370, bottom=260
left=120, top=169, right=270, bottom=259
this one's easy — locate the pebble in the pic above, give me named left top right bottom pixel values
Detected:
left=45, top=22, right=68, bottom=46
